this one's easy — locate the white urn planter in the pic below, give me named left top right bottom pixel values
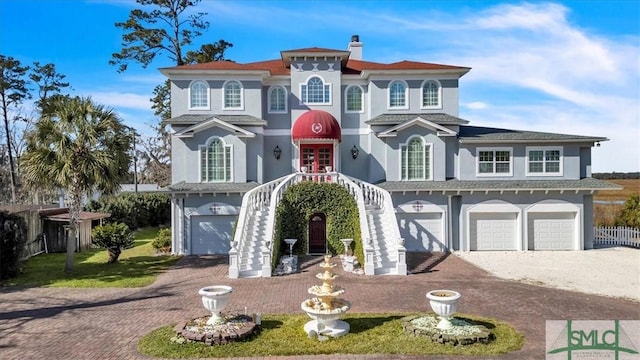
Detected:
left=426, top=290, right=461, bottom=330
left=199, top=285, right=233, bottom=325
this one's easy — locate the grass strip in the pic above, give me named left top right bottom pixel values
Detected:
left=2, top=227, right=181, bottom=288
left=138, top=313, right=524, bottom=358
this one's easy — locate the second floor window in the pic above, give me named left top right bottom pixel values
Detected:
left=268, top=86, right=287, bottom=113
left=224, top=81, right=242, bottom=109
left=401, top=137, right=431, bottom=180
left=201, top=138, right=231, bottom=182
left=301, top=76, right=331, bottom=104
left=477, top=148, right=512, bottom=176
left=527, top=147, right=562, bottom=175
left=389, top=80, right=407, bottom=109
left=190, top=81, right=209, bottom=109
left=422, top=80, right=441, bottom=108
left=345, top=85, right=363, bottom=112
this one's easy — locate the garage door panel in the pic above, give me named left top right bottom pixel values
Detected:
left=470, top=213, right=517, bottom=251
left=191, top=215, right=235, bottom=254
left=399, top=213, right=445, bottom=252
left=528, top=212, right=575, bottom=250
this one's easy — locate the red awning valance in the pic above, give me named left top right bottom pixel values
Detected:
left=292, top=110, right=341, bottom=141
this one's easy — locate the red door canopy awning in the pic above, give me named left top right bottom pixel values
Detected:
left=292, top=110, right=341, bottom=141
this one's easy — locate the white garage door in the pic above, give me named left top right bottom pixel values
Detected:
left=191, top=215, right=235, bottom=254
left=470, top=213, right=517, bottom=250
left=399, top=213, right=445, bottom=251
left=528, top=212, right=575, bottom=250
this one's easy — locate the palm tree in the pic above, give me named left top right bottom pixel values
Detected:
left=21, top=96, right=131, bottom=272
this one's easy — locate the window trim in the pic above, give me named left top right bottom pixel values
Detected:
left=420, top=79, right=442, bottom=109
left=400, top=136, right=433, bottom=181
left=199, top=137, right=233, bottom=182
left=344, top=85, right=364, bottom=113
left=222, top=80, right=244, bottom=110
left=268, top=85, right=288, bottom=114
left=476, top=147, right=513, bottom=177
left=388, top=80, right=409, bottom=110
left=526, top=146, right=563, bottom=176
left=188, top=80, right=210, bottom=110
left=299, top=75, right=332, bottom=105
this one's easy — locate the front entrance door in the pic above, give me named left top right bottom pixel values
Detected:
left=300, top=144, right=333, bottom=173
left=308, top=213, right=326, bottom=254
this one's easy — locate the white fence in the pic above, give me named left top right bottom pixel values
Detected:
left=593, top=226, right=640, bottom=248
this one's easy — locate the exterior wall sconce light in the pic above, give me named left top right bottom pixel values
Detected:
left=351, top=145, right=359, bottom=159
left=273, top=145, right=282, bottom=160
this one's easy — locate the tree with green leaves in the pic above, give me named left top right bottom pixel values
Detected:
left=0, top=55, right=31, bottom=204
left=111, top=0, right=233, bottom=187
left=110, top=0, right=210, bottom=73
left=20, top=96, right=131, bottom=272
left=29, top=62, right=71, bottom=113
left=615, top=193, right=640, bottom=228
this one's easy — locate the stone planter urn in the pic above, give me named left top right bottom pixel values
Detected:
left=199, top=285, right=233, bottom=325
left=426, top=289, right=461, bottom=330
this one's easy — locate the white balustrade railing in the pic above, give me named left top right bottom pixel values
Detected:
left=347, top=176, right=405, bottom=275
left=229, top=174, right=290, bottom=278
left=230, top=170, right=400, bottom=278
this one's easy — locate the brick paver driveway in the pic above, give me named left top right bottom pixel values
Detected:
left=1, top=253, right=638, bottom=360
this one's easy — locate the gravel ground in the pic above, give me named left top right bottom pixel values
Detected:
left=455, top=246, right=640, bottom=302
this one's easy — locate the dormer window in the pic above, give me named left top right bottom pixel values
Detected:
left=189, top=80, right=209, bottom=109
left=301, top=76, right=331, bottom=105
left=223, top=80, right=243, bottom=109
left=268, top=86, right=287, bottom=113
left=388, top=80, right=408, bottom=109
left=421, top=80, right=441, bottom=109
left=345, top=85, right=363, bottom=112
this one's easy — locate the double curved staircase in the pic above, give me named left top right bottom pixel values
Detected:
left=228, top=171, right=407, bottom=278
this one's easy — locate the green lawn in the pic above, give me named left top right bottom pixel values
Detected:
left=1, top=227, right=181, bottom=288
left=138, top=313, right=524, bottom=358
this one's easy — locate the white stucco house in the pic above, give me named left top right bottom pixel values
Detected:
left=160, top=35, right=618, bottom=278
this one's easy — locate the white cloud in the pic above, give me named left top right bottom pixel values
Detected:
left=463, top=102, right=489, bottom=110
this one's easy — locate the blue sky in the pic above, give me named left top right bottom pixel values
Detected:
left=1, top=0, right=638, bottom=173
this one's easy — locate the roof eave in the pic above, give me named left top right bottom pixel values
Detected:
left=360, top=68, right=471, bottom=79
left=159, top=68, right=271, bottom=77
left=459, top=138, right=609, bottom=144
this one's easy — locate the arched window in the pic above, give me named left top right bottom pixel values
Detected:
left=200, top=138, right=232, bottom=182
left=190, top=81, right=209, bottom=109
left=389, top=80, right=407, bottom=109
left=345, top=85, right=363, bottom=112
left=223, top=81, right=242, bottom=109
left=301, top=76, right=331, bottom=104
left=401, top=137, right=431, bottom=180
left=268, top=86, right=287, bottom=113
left=422, top=80, right=441, bottom=108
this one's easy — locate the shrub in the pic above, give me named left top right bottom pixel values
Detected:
left=0, top=211, right=27, bottom=280
left=273, top=182, right=363, bottom=268
left=91, top=222, right=134, bottom=263
left=614, top=193, right=640, bottom=228
left=151, top=228, right=172, bottom=253
left=86, top=192, right=170, bottom=230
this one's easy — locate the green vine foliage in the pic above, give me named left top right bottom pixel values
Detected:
left=272, top=182, right=363, bottom=268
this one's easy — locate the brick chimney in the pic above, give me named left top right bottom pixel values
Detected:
left=348, top=34, right=362, bottom=60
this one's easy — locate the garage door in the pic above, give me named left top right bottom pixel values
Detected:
left=470, top=213, right=517, bottom=250
left=528, top=212, right=575, bottom=250
left=399, top=213, right=445, bottom=251
left=191, top=215, right=236, bottom=254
